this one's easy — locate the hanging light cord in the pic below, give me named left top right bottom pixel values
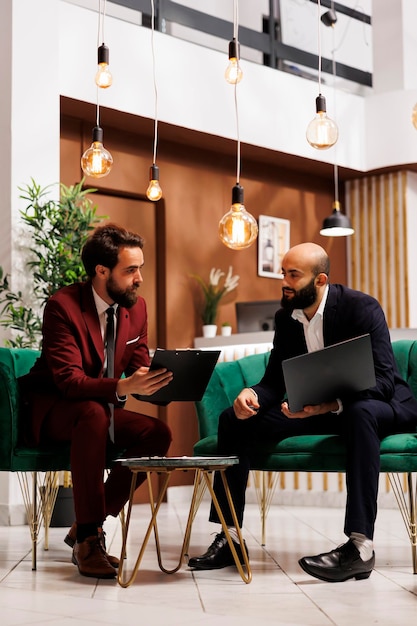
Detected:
left=95, top=95, right=100, bottom=127
left=333, top=155, right=339, bottom=205
left=317, top=0, right=322, bottom=93
left=331, top=11, right=339, bottom=204
left=150, top=0, right=159, bottom=164
left=234, top=0, right=240, bottom=183
left=97, top=0, right=106, bottom=46
left=95, top=0, right=107, bottom=129
left=234, top=83, right=240, bottom=184
left=233, top=0, right=238, bottom=39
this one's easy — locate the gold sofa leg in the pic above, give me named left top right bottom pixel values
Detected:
left=251, top=470, right=279, bottom=546
left=17, top=471, right=60, bottom=570
left=388, top=472, right=417, bottom=574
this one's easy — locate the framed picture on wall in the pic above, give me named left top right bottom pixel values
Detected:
left=257, top=215, right=290, bottom=279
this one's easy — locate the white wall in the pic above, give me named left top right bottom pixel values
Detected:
left=0, top=0, right=60, bottom=525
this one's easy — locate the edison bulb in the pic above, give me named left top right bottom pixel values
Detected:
left=81, top=126, right=113, bottom=178
left=219, top=184, right=258, bottom=250
left=146, top=164, right=162, bottom=201
left=95, top=64, right=112, bottom=89
left=306, top=94, right=338, bottom=149
left=147, top=180, right=162, bottom=201
left=225, top=38, right=243, bottom=84
left=412, top=103, right=417, bottom=130
left=225, top=59, right=243, bottom=84
left=95, top=44, right=112, bottom=89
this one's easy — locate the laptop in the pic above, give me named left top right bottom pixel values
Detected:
left=282, top=334, right=376, bottom=412
left=136, top=348, right=221, bottom=404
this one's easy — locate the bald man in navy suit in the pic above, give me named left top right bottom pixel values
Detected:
left=189, top=242, right=417, bottom=582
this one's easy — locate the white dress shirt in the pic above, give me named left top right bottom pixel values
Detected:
left=291, top=285, right=342, bottom=414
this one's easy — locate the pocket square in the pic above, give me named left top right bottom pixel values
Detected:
left=126, top=335, right=140, bottom=345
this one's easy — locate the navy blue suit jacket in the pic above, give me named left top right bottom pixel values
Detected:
left=252, top=284, right=417, bottom=427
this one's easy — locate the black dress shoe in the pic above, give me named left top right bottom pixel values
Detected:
left=188, top=531, right=249, bottom=570
left=298, top=539, right=375, bottom=583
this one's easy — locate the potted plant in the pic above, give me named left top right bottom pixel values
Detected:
left=191, top=266, right=239, bottom=337
left=221, top=322, right=232, bottom=336
left=0, top=178, right=104, bottom=348
left=0, top=178, right=105, bottom=525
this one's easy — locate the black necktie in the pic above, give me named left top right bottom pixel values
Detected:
left=105, top=306, right=115, bottom=441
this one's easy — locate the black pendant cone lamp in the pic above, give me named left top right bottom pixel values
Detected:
left=320, top=200, right=354, bottom=237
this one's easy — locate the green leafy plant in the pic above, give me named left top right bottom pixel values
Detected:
left=0, top=179, right=106, bottom=348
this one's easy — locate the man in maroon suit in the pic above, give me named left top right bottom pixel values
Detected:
left=20, top=223, right=173, bottom=579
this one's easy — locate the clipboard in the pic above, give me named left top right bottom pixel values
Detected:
left=136, top=348, right=221, bottom=403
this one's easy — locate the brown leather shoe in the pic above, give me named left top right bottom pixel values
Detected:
left=72, top=535, right=116, bottom=579
left=65, top=522, right=120, bottom=568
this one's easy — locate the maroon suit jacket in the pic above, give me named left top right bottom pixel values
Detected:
left=20, top=281, right=151, bottom=444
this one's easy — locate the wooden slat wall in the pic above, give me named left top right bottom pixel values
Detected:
left=346, top=171, right=409, bottom=328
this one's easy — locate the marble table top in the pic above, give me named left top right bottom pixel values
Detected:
left=118, top=455, right=239, bottom=469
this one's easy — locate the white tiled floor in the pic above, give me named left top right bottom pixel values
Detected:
left=1, top=498, right=417, bottom=625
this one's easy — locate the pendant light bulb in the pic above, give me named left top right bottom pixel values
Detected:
left=146, top=164, right=162, bottom=201
left=225, top=38, right=243, bottom=84
left=412, top=103, right=417, bottom=130
left=219, top=184, right=258, bottom=250
left=306, top=94, right=338, bottom=149
left=95, top=44, right=113, bottom=88
left=81, top=126, right=113, bottom=178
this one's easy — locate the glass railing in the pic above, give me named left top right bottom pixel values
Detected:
left=73, top=0, right=372, bottom=93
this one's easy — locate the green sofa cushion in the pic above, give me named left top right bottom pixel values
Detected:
left=0, top=347, right=72, bottom=472
left=195, top=352, right=270, bottom=440
left=0, top=347, right=40, bottom=378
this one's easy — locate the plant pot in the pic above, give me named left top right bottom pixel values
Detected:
left=202, top=324, right=217, bottom=338
left=221, top=325, right=232, bottom=336
left=50, top=486, right=75, bottom=527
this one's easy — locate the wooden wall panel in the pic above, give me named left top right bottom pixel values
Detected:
left=346, top=172, right=409, bottom=328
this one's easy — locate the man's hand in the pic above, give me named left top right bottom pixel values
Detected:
left=117, top=366, right=173, bottom=397
left=281, top=399, right=339, bottom=419
left=233, top=388, right=260, bottom=420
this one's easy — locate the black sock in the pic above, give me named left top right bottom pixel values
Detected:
left=76, top=523, right=100, bottom=543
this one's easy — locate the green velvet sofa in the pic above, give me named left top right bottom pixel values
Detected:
left=194, top=339, right=417, bottom=573
left=0, top=347, right=71, bottom=569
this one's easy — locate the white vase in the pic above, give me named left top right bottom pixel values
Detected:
left=202, top=324, right=217, bottom=338
left=221, top=325, right=232, bottom=336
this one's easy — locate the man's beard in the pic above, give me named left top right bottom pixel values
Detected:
left=281, top=277, right=317, bottom=311
left=106, top=276, right=139, bottom=309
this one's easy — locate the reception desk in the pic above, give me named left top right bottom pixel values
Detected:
left=194, top=328, right=417, bottom=362
left=194, top=331, right=273, bottom=361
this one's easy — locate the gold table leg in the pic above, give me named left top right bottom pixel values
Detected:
left=203, top=470, right=252, bottom=583
left=117, top=470, right=171, bottom=588
left=117, top=465, right=252, bottom=587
